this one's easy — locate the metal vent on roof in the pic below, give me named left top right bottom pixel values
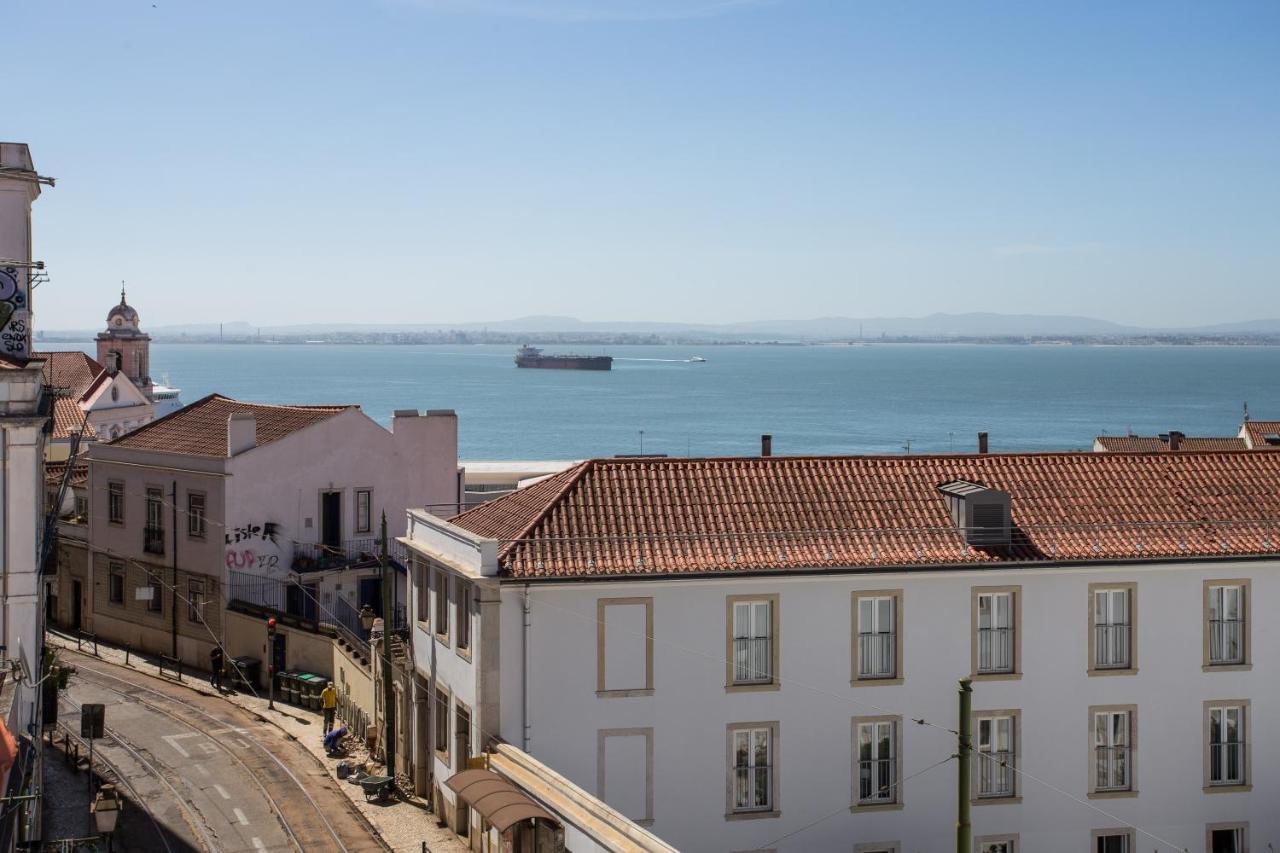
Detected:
left=1263, top=432, right=1280, bottom=446
left=938, top=479, right=1011, bottom=546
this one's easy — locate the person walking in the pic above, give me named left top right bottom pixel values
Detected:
left=320, top=681, right=338, bottom=733
left=210, top=646, right=224, bottom=692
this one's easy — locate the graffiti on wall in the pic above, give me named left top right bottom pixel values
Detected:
left=224, top=521, right=283, bottom=571
left=0, top=267, right=30, bottom=358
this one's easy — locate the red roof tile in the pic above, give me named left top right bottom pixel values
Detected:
left=50, top=396, right=96, bottom=442
left=448, top=452, right=1280, bottom=579
left=45, top=459, right=88, bottom=487
left=1095, top=435, right=1246, bottom=452
left=34, top=351, right=104, bottom=396
left=1242, top=421, right=1280, bottom=450
left=108, top=394, right=354, bottom=457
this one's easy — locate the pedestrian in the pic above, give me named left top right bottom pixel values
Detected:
left=210, top=646, right=224, bottom=692
left=321, top=681, right=338, bottom=733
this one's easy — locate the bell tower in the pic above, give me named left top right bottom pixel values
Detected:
left=96, top=285, right=153, bottom=400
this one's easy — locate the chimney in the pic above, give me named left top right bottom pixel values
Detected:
left=977, top=431, right=989, bottom=454
left=227, top=412, right=256, bottom=456
left=761, top=434, right=772, bottom=457
left=1167, top=430, right=1183, bottom=451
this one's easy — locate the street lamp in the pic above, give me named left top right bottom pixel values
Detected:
left=359, top=604, right=375, bottom=634
left=91, top=783, right=122, bottom=851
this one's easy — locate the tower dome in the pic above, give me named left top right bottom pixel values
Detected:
left=106, top=286, right=140, bottom=330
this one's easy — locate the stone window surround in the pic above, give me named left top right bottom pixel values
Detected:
left=107, top=480, right=125, bottom=525
left=455, top=578, right=473, bottom=661
left=596, top=726, right=655, bottom=827
left=851, top=589, right=904, bottom=686
left=971, top=585, right=1022, bottom=681
left=1087, top=581, right=1137, bottom=676
left=108, top=562, right=125, bottom=604
left=1203, top=699, right=1251, bottom=793
left=1090, top=827, right=1136, bottom=851
left=454, top=698, right=473, bottom=769
left=596, top=597, right=654, bottom=698
left=725, top=720, right=780, bottom=821
left=433, top=684, right=451, bottom=768
left=851, top=714, right=904, bottom=811
left=974, top=834, right=1019, bottom=853
left=434, top=568, right=450, bottom=644
left=414, top=558, right=429, bottom=630
left=1087, top=704, right=1138, bottom=799
left=354, top=487, right=373, bottom=534
left=854, top=844, right=901, bottom=853
left=1205, top=822, right=1249, bottom=853
left=1203, top=579, right=1251, bottom=671
left=186, top=490, right=207, bottom=539
left=972, top=708, right=1021, bottom=805
left=725, top=593, right=781, bottom=692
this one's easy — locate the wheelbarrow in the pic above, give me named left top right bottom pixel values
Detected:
left=360, top=775, right=394, bottom=802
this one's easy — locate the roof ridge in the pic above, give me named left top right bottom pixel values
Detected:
left=206, top=393, right=356, bottom=412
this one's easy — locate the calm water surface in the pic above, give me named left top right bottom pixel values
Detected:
left=66, top=342, right=1280, bottom=459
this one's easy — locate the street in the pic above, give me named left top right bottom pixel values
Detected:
left=61, top=651, right=388, bottom=853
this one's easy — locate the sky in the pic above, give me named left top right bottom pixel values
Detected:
left=9, top=0, right=1280, bottom=329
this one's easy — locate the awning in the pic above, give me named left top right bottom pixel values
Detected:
left=445, top=768, right=558, bottom=833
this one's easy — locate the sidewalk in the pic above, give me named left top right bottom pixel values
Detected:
left=47, top=631, right=467, bottom=853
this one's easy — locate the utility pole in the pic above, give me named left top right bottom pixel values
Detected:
left=171, top=480, right=178, bottom=658
left=957, top=678, right=972, bottom=853
left=379, top=513, right=396, bottom=782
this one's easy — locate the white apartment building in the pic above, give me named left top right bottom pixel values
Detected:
left=404, top=451, right=1278, bottom=853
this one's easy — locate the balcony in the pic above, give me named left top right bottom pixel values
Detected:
left=292, top=537, right=407, bottom=572
left=143, top=525, right=165, bottom=555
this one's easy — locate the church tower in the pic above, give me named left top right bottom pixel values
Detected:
left=96, top=286, right=153, bottom=400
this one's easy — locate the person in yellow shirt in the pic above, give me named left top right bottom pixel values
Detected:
left=320, top=682, right=338, bottom=733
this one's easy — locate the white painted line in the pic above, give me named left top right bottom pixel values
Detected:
left=233, top=807, right=249, bottom=826
left=252, top=838, right=266, bottom=851
left=195, top=763, right=210, bottom=776
left=161, top=732, right=201, bottom=757
left=213, top=784, right=230, bottom=799
left=208, top=726, right=249, bottom=736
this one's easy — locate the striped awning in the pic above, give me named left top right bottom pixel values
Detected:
left=445, top=768, right=557, bottom=833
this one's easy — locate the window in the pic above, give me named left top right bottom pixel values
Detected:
left=973, top=587, right=1018, bottom=677
left=147, top=578, right=163, bottom=613
left=108, top=563, right=124, bottom=604
left=1090, top=585, right=1133, bottom=672
left=456, top=580, right=472, bottom=653
left=415, top=562, right=429, bottom=628
left=1206, top=582, right=1247, bottom=667
left=1093, top=830, right=1133, bottom=853
left=1207, top=824, right=1247, bottom=853
left=144, top=487, right=165, bottom=554
left=434, top=571, right=450, bottom=639
left=728, top=595, right=777, bottom=688
left=976, top=839, right=1016, bottom=853
left=1205, top=702, right=1248, bottom=789
left=975, top=713, right=1016, bottom=799
left=729, top=724, right=774, bottom=814
left=108, top=481, right=124, bottom=524
left=187, top=493, right=206, bottom=538
left=188, top=579, right=205, bottom=623
left=455, top=703, right=472, bottom=767
left=854, top=716, right=901, bottom=806
left=434, top=687, right=450, bottom=765
left=355, top=489, right=371, bottom=534
left=854, top=591, right=901, bottom=682
left=1091, top=707, right=1134, bottom=795
left=597, top=597, right=655, bottom=697
left=854, top=846, right=900, bottom=853
left=74, top=495, right=89, bottom=521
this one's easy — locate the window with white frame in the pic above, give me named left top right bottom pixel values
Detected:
left=188, top=578, right=205, bottom=623
left=108, top=481, right=124, bottom=524
left=978, top=840, right=1014, bottom=853
left=977, top=591, right=1014, bottom=674
left=434, top=570, right=449, bottom=639
left=108, top=563, right=124, bottom=604
left=729, top=726, right=773, bottom=813
left=415, top=562, right=429, bottom=627
left=731, top=599, right=773, bottom=685
left=187, top=492, right=206, bottom=538
left=1095, top=833, right=1130, bottom=853
left=1207, top=584, right=1245, bottom=665
left=456, top=579, right=472, bottom=652
left=1093, top=588, right=1130, bottom=669
left=856, top=719, right=898, bottom=805
left=1093, top=709, right=1132, bottom=792
left=857, top=595, right=896, bottom=679
left=355, top=489, right=372, bottom=534
left=976, top=715, right=1015, bottom=798
left=1208, top=705, right=1245, bottom=786
left=1209, top=826, right=1245, bottom=853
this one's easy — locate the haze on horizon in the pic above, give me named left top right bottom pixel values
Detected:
left=11, top=0, right=1280, bottom=330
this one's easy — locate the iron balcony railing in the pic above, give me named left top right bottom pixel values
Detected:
left=731, top=636, right=773, bottom=685
left=858, top=631, right=895, bottom=678
left=292, top=537, right=407, bottom=570
left=143, top=525, right=165, bottom=555
left=1094, top=746, right=1131, bottom=791
left=1094, top=623, right=1131, bottom=669
left=1209, top=740, right=1244, bottom=785
left=978, top=750, right=1015, bottom=797
left=858, top=757, right=896, bottom=803
left=977, top=626, right=1014, bottom=673
left=731, top=765, right=772, bottom=812
left=1208, top=618, right=1244, bottom=665
left=229, top=570, right=408, bottom=641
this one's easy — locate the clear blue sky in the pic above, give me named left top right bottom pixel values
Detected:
left=11, top=0, right=1280, bottom=329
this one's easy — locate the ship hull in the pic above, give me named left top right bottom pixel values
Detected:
left=516, top=355, right=613, bottom=370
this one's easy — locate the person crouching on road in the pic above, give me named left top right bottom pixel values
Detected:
left=321, top=681, right=338, bottom=733
left=210, top=646, right=224, bottom=692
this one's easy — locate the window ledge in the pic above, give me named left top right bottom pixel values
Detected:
left=596, top=688, right=654, bottom=699
left=1203, top=784, right=1251, bottom=794
left=851, top=677, right=903, bottom=687
left=970, top=672, right=1021, bottom=682
left=456, top=647, right=472, bottom=664
left=725, top=682, right=781, bottom=694
left=1202, top=663, right=1251, bottom=672
left=724, top=809, right=780, bottom=822
left=972, top=796, right=1022, bottom=806
left=1087, top=790, right=1137, bottom=800
left=1087, top=667, right=1138, bottom=677
left=434, top=632, right=450, bottom=647
left=850, top=802, right=904, bottom=812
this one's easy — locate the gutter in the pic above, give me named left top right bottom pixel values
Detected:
left=521, top=584, right=530, bottom=752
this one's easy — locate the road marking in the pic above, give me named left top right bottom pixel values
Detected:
left=233, top=808, right=249, bottom=826
left=195, top=763, right=210, bottom=776
left=208, top=726, right=248, bottom=736
left=161, top=732, right=202, bottom=757
left=213, top=784, right=230, bottom=799
left=252, top=839, right=266, bottom=851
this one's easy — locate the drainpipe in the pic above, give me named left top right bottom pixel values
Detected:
left=171, top=480, right=178, bottom=659
left=521, top=584, right=530, bottom=752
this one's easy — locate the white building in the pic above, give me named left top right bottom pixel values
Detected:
left=0, top=141, right=50, bottom=850
left=404, top=451, right=1278, bottom=853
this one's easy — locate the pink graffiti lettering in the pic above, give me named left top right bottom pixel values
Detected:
left=225, top=549, right=279, bottom=570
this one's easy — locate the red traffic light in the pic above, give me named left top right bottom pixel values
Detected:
left=267, top=618, right=277, bottom=628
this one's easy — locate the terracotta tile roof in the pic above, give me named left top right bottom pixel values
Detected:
left=34, top=351, right=104, bottom=396
left=45, top=459, right=88, bottom=487
left=50, top=396, right=96, bottom=441
left=108, top=393, right=354, bottom=457
left=1241, top=421, right=1280, bottom=450
left=1094, top=435, right=1246, bottom=452
left=448, top=452, right=1280, bottom=579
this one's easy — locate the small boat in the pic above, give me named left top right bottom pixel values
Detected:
left=689, top=356, right=707, bottom=363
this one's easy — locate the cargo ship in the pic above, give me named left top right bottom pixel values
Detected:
left=515, top=345, right=612, bottom=371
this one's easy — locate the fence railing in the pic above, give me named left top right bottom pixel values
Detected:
left=1094, top=623, right=1131, bottom=669
left=1210, top=740, right=1244, bottom=785
left=143, top=525, right=165, bottom=555
left=978, top=749, right=1015, bottom=797
left=292, top=537, right=407, bottom=570
left=858, top=757, right=896, bottom=803
left=731, top=636, right=772, bottom=685
left=230, top=570, right=406, bottom=648
left=858, top=631, right=895, bottom=678
left=1208, top=618, right=1244, bottom=665
left=977, top=627, right=1014, bottom=673
left=1094, top=746, right=1131, bottom=791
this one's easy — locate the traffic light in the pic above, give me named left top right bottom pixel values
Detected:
left=267, top=617, right=277, bottom=638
